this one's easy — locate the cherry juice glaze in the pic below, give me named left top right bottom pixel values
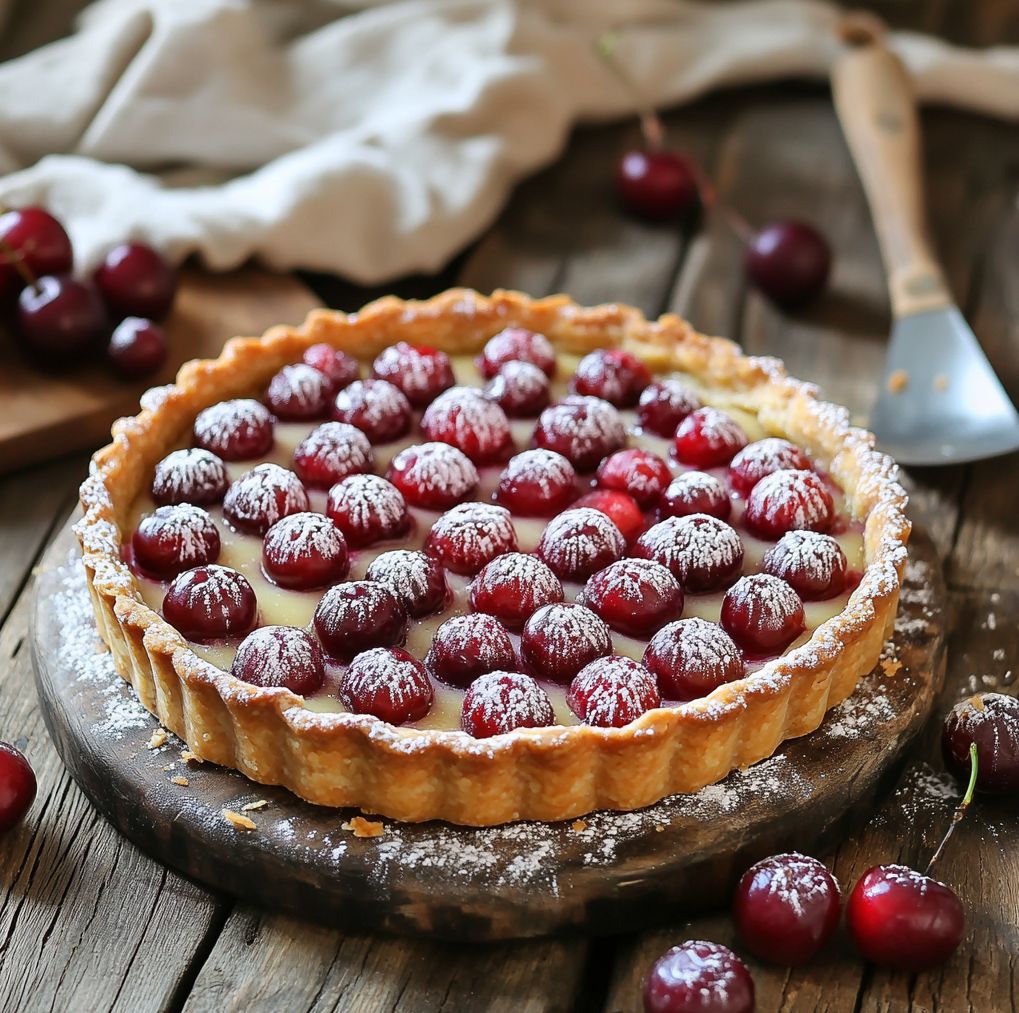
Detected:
left=126, top=354, right=866, bottom=730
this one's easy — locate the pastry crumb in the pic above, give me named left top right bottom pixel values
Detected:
left=655, top=824, right=665, bottom=832
left=148, top=729, right=167, bottom=749
left=933, top=374, right=949, bottom=391
left=571, top=820, right=587, bottom=833
left=223, top=809, right=257, bottom=831
left=162, top=764, right=174, bottom=771
left=887, top=369, right=909, bottom=394
left=181, top=749, right=200, bottom=764
left=880, top=657, right=903, bottom=676
left=242, top=800, right=268, bottom=812
left=342, top=816, right=384, bottom=838
left=172, top=776, right=189, bottom=786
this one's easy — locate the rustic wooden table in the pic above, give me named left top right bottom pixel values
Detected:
left=2, top=3, right=1019, bottom=1011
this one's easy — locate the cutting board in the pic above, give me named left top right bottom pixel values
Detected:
left=0, top=266, right=322, bottom=476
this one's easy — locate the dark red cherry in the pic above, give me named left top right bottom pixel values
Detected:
left=261, top=512, right=349, bottom=590
left=573, top=489, right=645, bottom=544
left=659, top=471, right=731, bottom=522
left=644, top=618, right=744, bottom=701
left=643, top=940, right=754, bottom=1013
left=94, top=242, right=176, bottom=319
left=673, top=407, right=748, bottom=468
left=596, top=448, right=671, bottom=509
left=532, top=395, right=626, bottom=472
left=341, top=648, right=433, bottom=725
left=634, top=515, right=744, bottom=593
left=570, top=349, right=652, bottom=408
left=942, top=693, right=1019, bottom=793
left=469, top=553, right=563, bottom=630
left=151, top=448, right=229, bottom=506
left=231, top=626, right=325, bottom=695
left=107, top=317, right=168, bottom=378
left=496, top=449, right=577, bottom=516
left=132, top=504, right=220, bottom=580
left=385, top=442, right=478, bottom=511
left=313, top=581, right=407, bottom=661
left=846, top=865, right=965, bottom=971
left=743, top=470, right=834, bottom=541
left=326, top=474, right=409, bottom=547
left=520, top=602, right=612, bottom=684
left=425, top=613, right=516, bottom=688
left=581, top=559, right=683, bottom=637
left=193, top=399, right=274, bottom=461
left=637, top=380, right=702, bottom=438
left=162, top=565, right=257, bottom=640
left=761, top=530, right=847, bottom=601
left=721, top=573, right=805, bottom=656
left=0, top=207, right=72, bottom=286
left=424, top=502, right=517, bottom=575
left=222, top=463, right=309, bottom=536
left=745, top=221, right=831, bottom=310
left=460, top=672, right=555, bottom=738
left=567, top=655, right=660, bottom=728
left=615, top=149, right=698, bottom=221
left=0, top=741, right=37, bottom=834
left=477, top=327, right=557, bottom=379
left=421, top=386, right=514, bottom=464
left=537, top=507, right=626, bottom=582
left=331, top=378, right=412, bottom=444
left=729, top=438, right=812, bottom=496
left=484, top=360, right=550, bottom=417
left=265, top=364, right=335, bottom=421
left=366, top=550, right=449, bottom=618
left=292, top=422, right=373, bottom=489
left=16, top=275, right=107, bottom=363
left=303, top=343, right=359, bottom=389
left=371, top=342, right=454, bottom=408
left=733, top=853, right=842, bottom=965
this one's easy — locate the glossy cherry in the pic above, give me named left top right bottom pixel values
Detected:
left=0, top=741, right=37, bottom=834
left=421, top=386, right=514, bottom=464
left=643, top=940, right=754, bottom=1013
left=596, top=448, right=672, bottom=509
left=637, top=380, right=702, bottom=438
left=728, top=438, right=812, bottom=496
left=496, top=449, right=577, bottom=516
left=193, top=399, right=274, bottom=461
left=313, top=581, right=408, bottom=661
left=743, top=470, right=834, bottom=541
left=484, top=360, right=550, bottom=417
left=942, top=693, right=1019, bottom=793
left=520, top=602, right=612, bottom=685
left=425, top=613, right=517, bottom=688
left=231, top=626, right=325, bottom=695
left=477, top=327, right=557, bottom=379
left=326, top=474, right=409, bottom=547
left=761, top=530, right=847, bottom=601
left=424, top=502, right=517, bottom=575
left=371, top=342, right=454, bottom=408
left=570, top=349, right=652, bottom=408
left=745, top=220, right=831, bottom=310
left=222, top=463, right=310, bottom=536
left=16, top=275, right=107, bottom=364
left=567, top=655, right=660, bottom=728
left=469, top=553, right=564, bottom=630
left=537, top=507, right=626, bottom=582
left=151, top=448, right=229, bottom=507
left=292, top=422, right=373, bottom=489
left=721, top=573, right=805, bottom=656
left=644, top=618, right=744, bottom=701
left=94, top=242, right=176, bottom=319
left=162, top=565, right=257, bottom=640
left=132, top=504, right=221, bottom=580
left=573, top=489, right=645, bottom=544
left=634, top=514, right=744, bottom=593
left=341, top=648, right=433, bottom=724
left=366, top=550, right=449, bottom=618
left=615, top=149, right=698, bottom=221
left=659, top=471, right=731, bottom=522
left=331, top=378, right=412, bottom=444
left=261, top=512, right=349, bottom=590
left=673, top=407, right=748, bottom=468
left=303, top=343, right=359, bottom=389
left=581, top=558, right=683, bottom=638
left=460, top=672, right=555, bottom=738
left=265, top=364, right=336, bottom=421
left=107, top=317, right=168, bottom=378
left=385, top=442, right=479, bottom=511
left=0, top=207, right=72, bottom=286
left=531, top=395, right=626, bottom=473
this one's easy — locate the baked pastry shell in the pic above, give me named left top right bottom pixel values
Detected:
left=76, top=289, right=910, bottom=825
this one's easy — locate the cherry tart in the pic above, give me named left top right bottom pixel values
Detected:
left=79, top=288, right=908, bottom=826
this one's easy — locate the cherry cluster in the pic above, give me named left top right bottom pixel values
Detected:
left=2, top=206, right=176, bottom=378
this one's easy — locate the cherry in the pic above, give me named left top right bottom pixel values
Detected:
left=732, top=853, right=842, bottom=964
left=659, top=471, right=731, bottom=522
left=16, top=275, right=107, bottom=363
left=372, top=342, right=454, bottom=407
left=132, top=504, right=221, bottom=580
left=151, top=448, right=229, bottom=506
left=743, top=470, right=834, bottom=541
left=331, top=378, right=412, bottom=443
left=222, top=463, right=310, bottom=536
left=421, top=386, right=514, bottom=464
left=326, top=474, right=409, bottom=547
left=107, top=317, right=168, bottom=377
left=94, top=242, right=176, bottom=319
left=313, top=581, right=407, bottom=661
left=568, top=655, right=660, bottom=727
left=231, top=626, right=325, bottom=695
left=303, top=343, right=359, bottom=389
left=520, top=602, right=612, bottom=684
left=0, top=208, right=72, bottom=290
left=942, top=693, right=1019, bottom=793
left=341, top=648, right=433, bottom=725
left=745, top=221, right=831, bottom=310
left=570, top=349, right=652, bottom=408
left=537, top=507, right=626, bottom=582
left=721, top=574, right=805, bottom=656
left=460, top=671, right=555, bottom=738
left=469, top=553, right=564, bottom=630
left=573, top=489, right=645, bottom=544
left=163, top=565, right=257, bottom=640
left=477, top=327, right=557, bottom=379
left=728, top=438, right=812, bottom=496
left=496, top=449, right=577, bottom=516
left=425, top=613, right=516, bottom=688
left=637, top=380, right=702, bottom=438
left=193, top=398, right=274, bottom=461
left=0, top=741, right=37, bottom=833
left=596, top=448, right=672, bottom=509
left=761, top=531, right=847, bottom=601
left=846, top=865, right=965, bottom=971
left=484, top=360, right=550, bottom=417
left=261, top=512, right=349, bottom=590
left=386, top=442, right=479, bottom=511
left=366, top=550, right=449, bottom=618
left=531, top=395, right=626, bottom=473
left=424, top=502, right=517, bottom=575
left=265, top=363, right=335, bottom=421
left=292, top=422, right=373, bottom=489
left=673, top=407, right=748, bottom=468
left=644, top=617, right=744, bottom=701
left=643, top=940, right=754, bottom=1013
left=581, top=558, right=683, bottom=638
left=634, top=515, right=744, bottom=593
left=615, top=149, right=698, bottom=221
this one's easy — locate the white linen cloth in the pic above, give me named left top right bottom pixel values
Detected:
left=0, top=0, right=1015, bottom=283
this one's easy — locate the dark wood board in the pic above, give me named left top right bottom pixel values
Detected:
left=31, top=518, right=945, bottom=943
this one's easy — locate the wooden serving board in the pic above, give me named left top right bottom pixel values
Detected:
left=0, top=266, right=321, bottom=476
left=31, top=519, right=946, bottom=942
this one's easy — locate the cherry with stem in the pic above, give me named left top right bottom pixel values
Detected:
left=925, top=740, right=978, bottom=878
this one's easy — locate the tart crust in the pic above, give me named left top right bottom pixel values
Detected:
left=76, top=289, right=910, bottom=826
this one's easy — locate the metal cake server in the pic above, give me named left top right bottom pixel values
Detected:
left=832, top=40, right=1019, bottom=465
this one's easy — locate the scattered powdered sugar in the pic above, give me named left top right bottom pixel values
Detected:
left=151, top=448, right=228, bottom=505
left=389, top=442, right=479, bottom=499
left=751, top=855, right=832, bottom=916
left=315, top=581, right=396, bottom=629
left=485, top=360, right=549, bottom=404
left=727, top=573, right=801, bottom=625
left=538, top=507, right=625, bottom=578
left=223, top=463, right=309, bottom=530
left=730, top=437, right=808, bottom=486
left=171, top=564, right=252, bottom=611
left=762, top=530, right=845, bottom=585
left=481, top=328, right=556, bottom=376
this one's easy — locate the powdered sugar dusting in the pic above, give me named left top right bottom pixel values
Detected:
left=747, top=470, right=833, bottom=531
left=328, top=474, right=406, bottom=532
left=232, top=626, right=323, bottom=691
left=499, top=449, right=575, bottom=498
left=568, top=655, right=659, bottom=727
left=389, top=442, right=479, bottom=502
left=263, top=512, right=346, bottom=568
left=193, top=398, right=273, bottom=456
left=636, top=514, right=743, bottom=591
left=151, top=448, right=228, bottom=505
left=425, top=502, right=517, bottom=572
left=538, top=507, right=625, bottom=579
left=295, top=422, right=372, bottom=481
left=462, top=672, right=555, bottom=735
left=343, top=648, right=431, bottom=714
left=136, top=504, right=218, bottom=569
left=223, top=463, right=309, bottom=532
left=421, top=386, right=511, bottom=459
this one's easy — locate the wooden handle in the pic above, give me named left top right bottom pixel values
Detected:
left=832, top=43, right=953, bottom=318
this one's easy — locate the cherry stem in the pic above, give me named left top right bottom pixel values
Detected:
left=0, top=235, right=38, bottom=294
left=595, top=31, right=664, bottom=151
left=924, top=742, right=978, bottom=879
